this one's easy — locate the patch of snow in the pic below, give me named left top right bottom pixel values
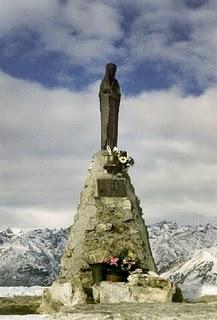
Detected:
left=0, top=286, right=46, bottom=297
left=179, top=283, right=217, bottom=301
left=201, top=285, right=217, bottom=296
left=179, top=281, right=202, bottom=300
left=10, top=228, right=22, bottom=235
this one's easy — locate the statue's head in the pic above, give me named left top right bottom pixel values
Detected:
left=106, top=63, right=117, bottom=79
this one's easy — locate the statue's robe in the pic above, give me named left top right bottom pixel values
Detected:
left=99, top=76, right=121, bottom=150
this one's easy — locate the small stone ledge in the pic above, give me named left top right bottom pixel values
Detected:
left=40, top=273, right=176, bottom=313
left=0, top=296, right=42, bottom=315
left=99, top=279, right=175, bottom=304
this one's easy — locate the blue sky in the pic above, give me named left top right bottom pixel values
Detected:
left=1, top=0, right=217, bottom=227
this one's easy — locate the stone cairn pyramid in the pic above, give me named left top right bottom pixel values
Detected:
left=40, top=64, right=176, bottom=312
left=59, top=150, right=156, bottom=289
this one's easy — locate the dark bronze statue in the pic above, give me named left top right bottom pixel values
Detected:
left=99, top=63, right=121, bottom=150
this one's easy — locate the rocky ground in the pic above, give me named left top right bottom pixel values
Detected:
left=0, top=296, right=41, bottom=315
left=0, top=316, right=46, bottom=319
left=0, top=287, right=45, bottom=315
left=1, top=302, right=217, bottom=320
left=47, top=302, right=217, bottom=320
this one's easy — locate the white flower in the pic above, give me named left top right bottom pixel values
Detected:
left=112, top=146, right=119, bottom=154
left=106, top=145, right=112, bottom=155
left=118, top=155, right=127, bottom=164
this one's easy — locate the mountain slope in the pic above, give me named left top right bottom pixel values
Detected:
left=0, top=228, right=69, bottom=286
left=0, top=228, right=14, bottom=245
left=162, top=246, right=217, bottom=300
left=149, top=221, right=217, bottom=273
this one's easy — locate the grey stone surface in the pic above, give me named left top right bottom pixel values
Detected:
left=92, top=284, right=100, bottom=303
left=71, top=286, right=87, bottom=306
left=95, top=223, right=113, bottom=233
left=0, top=296, right=42, bottom=315
left=47, top=282, right=72, bottom=306
left=49, top=313, right=113, bottom=320
left=58, top=151, right=156, bottom=290
left=100, top=278, right=175, bottom=304
left=100, top=282, right=130, bottom=304
left=47, top=302, right=217, bottom=320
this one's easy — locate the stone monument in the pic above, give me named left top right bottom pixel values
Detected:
left=41, top=64, right=175, bottom=313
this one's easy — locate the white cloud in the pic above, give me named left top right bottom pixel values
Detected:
left=0, top=206, right=73, bottom=228
left=0, top=70, right=217, bottom=227
left=0, top=0, right=122, bottom=64
left=0, top=0, right=56, bottom=33
left=114, top=0, right=217, bottom=88
left=61, top=1, right=121, bottom=39
left=119, top=87, right=217, bottom=223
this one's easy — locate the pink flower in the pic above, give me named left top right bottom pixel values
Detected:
left=109, top=256, right=119, bottom=266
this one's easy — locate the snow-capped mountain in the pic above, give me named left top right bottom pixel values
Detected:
left=149, top=221, right=217, bottom=299
left=149, top=221, right=217, bottom=273
left=162, top=246, right=217, bottom=300
left=0, top=228, right=14, bottom=245
left=0, top=221, right=217, bottom=300
left=0, top=228, right=69, bottom=286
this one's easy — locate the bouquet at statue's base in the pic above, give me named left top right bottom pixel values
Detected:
left=104, top=146, right=134, bottom=174
left=103, top=250, right=140, bottom=282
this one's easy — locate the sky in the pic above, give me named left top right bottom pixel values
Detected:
left=1, top=0, right=217, bottom=228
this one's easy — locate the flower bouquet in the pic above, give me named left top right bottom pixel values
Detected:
left=104, top=249, right=139, bottom=282
left=104, top=147, right=134, bottom=174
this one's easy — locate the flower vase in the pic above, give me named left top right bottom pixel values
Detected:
left=90, top=263, right=104, bottom=284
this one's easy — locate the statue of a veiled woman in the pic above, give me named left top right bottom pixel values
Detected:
left=99, top=63, right=121, bottom=150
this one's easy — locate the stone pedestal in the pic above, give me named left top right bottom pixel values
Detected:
left=41, top=151, right=157, bottom=311
left=59, top=151, right=156, bottom=288
left=100, top=279, right=175, bottom=304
